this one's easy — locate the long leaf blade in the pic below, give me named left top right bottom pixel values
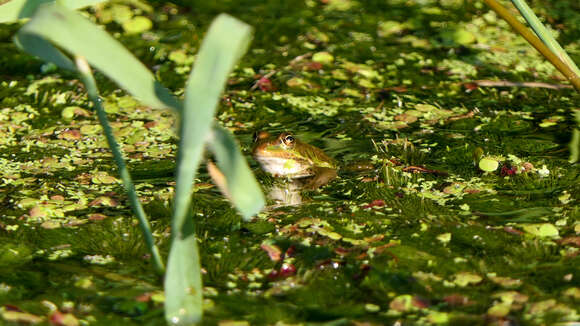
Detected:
left=208, top=125, right=265, bottom=220
left=16, top=3, right=181, bottom=111
left=511, top=0, right=580, bottom=78
left=15, top=33, right=75, bottom=71
left=166, top=14, right=252, bottom=325
left=0, top=0, right=106, bottom=23
left=164, top=216, right=201, bottom=325
left=74, top=56, right=165, bottom=273
left=570, top=110, right=580, bottom=163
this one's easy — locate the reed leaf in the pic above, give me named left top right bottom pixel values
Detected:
left=207, top=125, right=265, bottom=221
left=16, top=5, right=264, bottom=324
left=16, top=3, right=166, bottom=273
left=166, top=14, right=254, bottom=324
left=16, top=3, right=181, bottom=111
left=483, top=0, right=580, bottom=91
left=0, top=0, right=105, bottom=23
left=511, top=0, right=580, bottom=78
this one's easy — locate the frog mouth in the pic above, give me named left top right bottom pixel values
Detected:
left=254, top=156, right=313, bottom=178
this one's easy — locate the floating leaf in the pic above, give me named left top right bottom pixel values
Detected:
left=492, top=291, right=529, bottom=304
left=539, top=115, right=565, bottom=128
left=58, top=129, right=81, bottom=140
left=91, top=171, right=118, bottom=184
left=40, top=220, right=61, bottom=229
left=88, top=196, right=118, bottom=207
left=488, top=275, right=522, bottom=288
left=377, top=21, right=406, bottom=38
left=437, top=232, right=452, bottom=244
left=61, top=106, right=90, bottom=120
left=559, top=236, right=580, bottom=247
left=260, top=241, right=282, bottom=262
left=479, top=157, right=499, bottom=172
left=389, top=295, right=413, bottom=312
left=562, top=287, right=580, bottom=300
left=0, top=310, right=44, bottom=324
left=316, top=228, right=343, bottom=240
left=17, top=198, right=42, bottom=209
left=453, top=272, right=483, bottom=287
left=80, top=124, right=102, bottom=135
left=487, top=303, right=511, bottom=317
left=394, top=112, right=418, bottom=124
left=312, top=51, right=334, bottom=65
left=122, top=16, right=153, bottom=35
left=521, top=223, right=559, bottom=238
left=50, top=311, right=80, bottom=326
left=446, top=29, right=476, bottom=45
left=111, top=4, right=133, bottom=24
left=527, top=299, right=556, bottom=314
left=286, top=77, right=317, bottom=90
left=426, top=311, right=449, bottom=324
left=169, top=50, right=191, bottom=65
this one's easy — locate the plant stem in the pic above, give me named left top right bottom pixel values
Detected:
left=74, top=56, right=165, bottom=274
left=511, top=0, right=580, bottom=78
left=483, top=0, right=580, bottom=91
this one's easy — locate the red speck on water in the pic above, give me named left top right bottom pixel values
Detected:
left=279, top=263, right=296, bottom=277
left=362, top=199, right=386, bottom=209
left=256, top=76, right=275, bottom=92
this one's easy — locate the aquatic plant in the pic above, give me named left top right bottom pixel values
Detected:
left=5, top=0, right=264, bottom=324
left=1, top=0, right=578, bottom=325
left=483, top=0, right=580, bottom=161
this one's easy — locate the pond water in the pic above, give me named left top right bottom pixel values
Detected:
left=1, top=0, right=579, bottom=325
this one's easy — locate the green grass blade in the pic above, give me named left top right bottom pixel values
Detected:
left=15, top=3, right=166, bottom=273
left=509, top=0, right=580, bottom=162
left=483, top=0, right=580, bottom=91
left=208, top=125, right=265, bottom=220
left=166, top=14, right=252, bottom=325
left=74, top=56, right=165, bottom=274
left=15, top=33, right=75, bottom=71
left=511, top=0, right=580, bottom=78
left=16, top=3, right=182, bottom=111
left=570, top=110, right=580, bottom=163
left=0, top=0, right=106, bottom=23
left=164, top=215, right=201, bottom=325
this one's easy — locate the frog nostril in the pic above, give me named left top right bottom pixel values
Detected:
left=254, top=131, right=271, bottom=142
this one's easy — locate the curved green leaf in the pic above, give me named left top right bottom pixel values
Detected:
left=570, top=110, right=580, bottom=163
left=15, top=33, right=75, bottom=71
left=166, top=14, right=253, bottom=325
left=16, top=3, right=181, bottom=111
left=74, top=56, right=164, bottom=274
left=164, top=216, right=201, bottom=325
left=208, top=125, right=265, bottom=220
left=0, top=0, right=106, bottom=23
left=511, top=0, right=580, bottom=78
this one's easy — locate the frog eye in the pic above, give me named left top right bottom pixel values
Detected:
left=283, top=134, right=295, bottom=145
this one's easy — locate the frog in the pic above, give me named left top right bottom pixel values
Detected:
left=252, top=131, right=338, bottom=189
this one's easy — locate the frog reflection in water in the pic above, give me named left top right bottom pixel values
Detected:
left=252, top=131, right=338, bottom=189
